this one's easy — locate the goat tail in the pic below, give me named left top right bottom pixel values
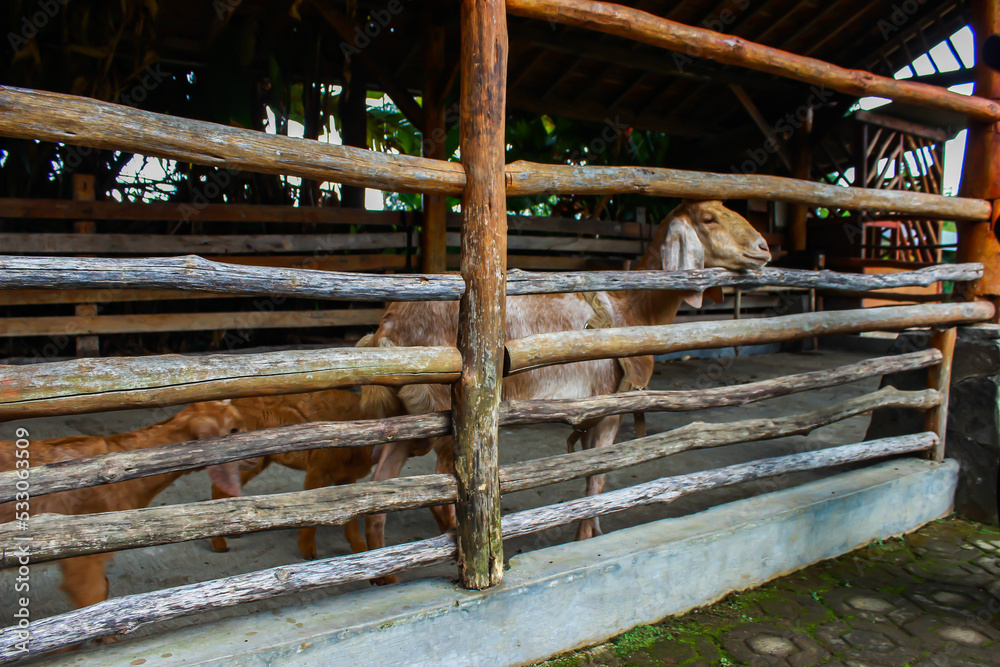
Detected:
left=358, top=333, right=406, bottom=420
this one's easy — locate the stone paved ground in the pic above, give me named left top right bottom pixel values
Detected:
left=540, top=517, right=1000, bottom=666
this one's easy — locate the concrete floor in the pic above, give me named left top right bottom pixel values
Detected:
left=1, top=348, right=884, bottom=644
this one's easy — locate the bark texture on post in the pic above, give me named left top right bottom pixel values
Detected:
left=958, top=0, right=1000, bottom=307
left=453, top=0, right=508, bottom=589
left=925, top=327, right=958, bottom=461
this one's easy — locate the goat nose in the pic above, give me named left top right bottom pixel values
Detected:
left=757, top=240, right=770, bottom=256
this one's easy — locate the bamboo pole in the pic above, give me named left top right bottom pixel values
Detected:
left=0, top=86, right=466, bottom=196
left=925, top=327, right=958, bottom=462
left=452, top=0, right=508, bottom=589
left=0, top=347, right=461, bottom=422
left=0, top=387, right=938, bottom=565
left=505, top=301, right=995, bottom=374
left=0, top=433, right=935, bottom=660
left=0, top=350, right=940, bottom=503
left=505, top=162, right=992, bottom=221
left=0, top=257, right=983, bottom=301
left=504, top=0, right=1000, bottom=122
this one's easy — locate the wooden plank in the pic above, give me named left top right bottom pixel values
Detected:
left=422, top=8, right=449, bottom=274
left=504, top=0, right=1000, bottom=122
left=0, top=86, right=467, bottom=195
left=505, top=301, right=996, bottom=374
left=0, top=388, right=937, bottom=565
left=2, top=350, right=940, bottom=504
left=0, top=232, right=408, bottom=254
left=72, top=174, right=100, bottom=358
left=452, top=0, right=508, bottom=589
left=505, top=161, right=992, bottom=222
left=0, top=347, right=462, bottom=422
left=0, top=309, right=385, bottom=337
left=854, top=110, right=952, bottom=144
left=0, top=199, right=412, bottom=226
left=0, top=433, right=934, bottom=659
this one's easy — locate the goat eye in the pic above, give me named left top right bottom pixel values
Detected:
left=704, top=218, right=718, bottom=225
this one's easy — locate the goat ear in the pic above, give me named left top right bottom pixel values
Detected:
left=207, top=462, right=243, bottom=497
left=661, top=216, right=706, bottom=308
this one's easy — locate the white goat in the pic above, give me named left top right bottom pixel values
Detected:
left=361, top=200, right=771, bottom=572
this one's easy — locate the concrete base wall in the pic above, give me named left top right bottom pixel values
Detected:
left=53, top=459, right=958, bottom=667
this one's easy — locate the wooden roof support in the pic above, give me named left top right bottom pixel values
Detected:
left=310, top=0, right=426, bottom=134
left=729, top=83, right=793, bottom=171
left=506, top=0, right=1000, bottom=122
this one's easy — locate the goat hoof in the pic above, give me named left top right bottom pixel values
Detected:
left=370, top=574, right=400, bottom=586
left=299, top=546, right=318, bottom=561
left=210, top=538, right=230, bottom=553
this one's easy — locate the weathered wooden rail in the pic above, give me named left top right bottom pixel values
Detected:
left=0, top=0, right=996, bottom=658
left=0, top=433, right=935, bottom=661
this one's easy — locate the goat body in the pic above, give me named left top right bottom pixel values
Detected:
left=210, top=389, right=373, bottom=558
left=0, top=400, right=243, bottom=610
left=361, top=200, right=772, bottom=568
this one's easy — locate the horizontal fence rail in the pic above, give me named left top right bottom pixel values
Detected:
left=0, top=86, right=466, bottom=196
left=506, top=301, right=995, bottom=373
left=0, top=257, right=983, bottom=301
left=0, top=433, right=935, bottom=661
left=0, top=387, right=938, bottom=564
left=505, top=0, right=1000, bottom=123
left=0, top=349, right=942, bottom=503
left=0, top=87, right=990, bottom=219
left=505, top=162, right=992, bottom=221
left=0, top=347, right=461, bottom=422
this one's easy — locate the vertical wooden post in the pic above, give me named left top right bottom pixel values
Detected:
left=452, top=0, right=507, bottom=589
left=925, top=327, right=957, bottom=462
left=422, top=10, right=449, bottom=274
left=340, top=68, right=368, bottom=209
left=789, top=109, right=812, bottom=253
left=958, top=0, right=1000, bottom=312
left=73, top=174, right=100, bottom=358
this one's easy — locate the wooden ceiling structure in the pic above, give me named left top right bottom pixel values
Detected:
left=138, top=0, right=974, bottom=174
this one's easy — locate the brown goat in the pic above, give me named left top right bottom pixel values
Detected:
left=208, top=389, right=373, bottom=559
left=361, top=200, right=771, bottom=570
left=0, top=400, right=244, bottom=610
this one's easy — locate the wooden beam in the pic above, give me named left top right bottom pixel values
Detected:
left=0, top=347, right=462, bottom=422
left=0, top=232, right=409, bottom=254
left=504, top=301, right=996, bottom=374
left=504, top=161, right=992, bottom=221
left=310, top=0, right=426, bottom=133
left=957, top=0, right=1000, bottom=303
left=728, top=84, right=793, bottom=171
left=925, top=326, right=958, bottom=462
left=422, top=8, right=449, bottom=274
left=0, top=199, right=415, bottom=225
left=453, top=0, right=508, bottom=589
left=504, top=0, right=1000, bottom=122
left=0, top=433, right=934, bottom=659
left=0, top=256, right=984, bottom=302
left=0, top=86, right=466, bottom=195
left=0, top=388, right=937, bottom=565
left=854, top=110, right=952, bottom=144
left=1, top=350, right=940, bottom=504
left=0, top=308, right=384, bottom=338
left=72, top=174, right=100, bottom=358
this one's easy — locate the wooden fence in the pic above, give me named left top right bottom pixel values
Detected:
left=0, top=0, right=997, bottom=661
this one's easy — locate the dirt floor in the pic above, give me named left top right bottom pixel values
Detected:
left=1, top=348, right=886, bottom=645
